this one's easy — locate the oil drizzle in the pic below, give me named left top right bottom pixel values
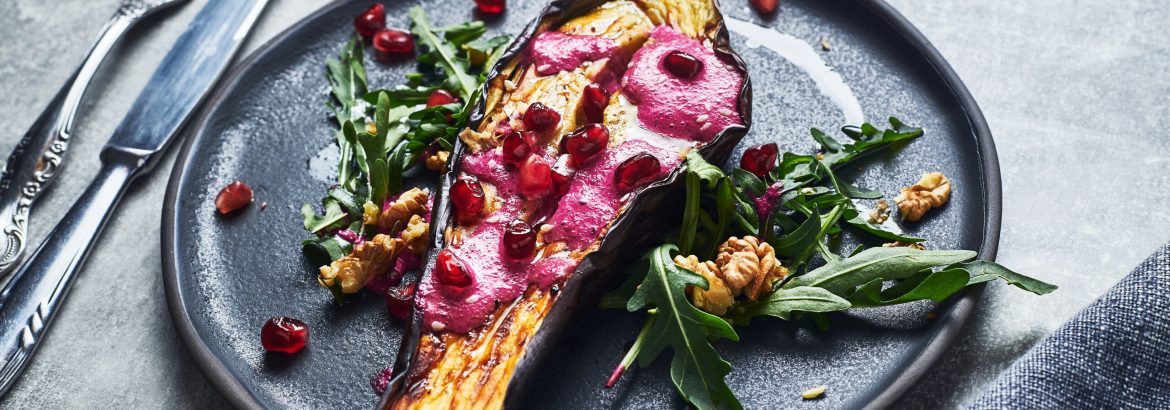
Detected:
left=725, top=17, right=865, bottom=126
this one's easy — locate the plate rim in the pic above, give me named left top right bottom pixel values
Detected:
left=161, top=1, right=1001, bottom=409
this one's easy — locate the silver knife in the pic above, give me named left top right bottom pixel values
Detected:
left=0, top=0, right=189, bottom=276
left=0, top=0, right=268, bottom=395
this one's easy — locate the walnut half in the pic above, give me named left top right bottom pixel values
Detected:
left=675, top=255, right=734, bottom=316
left=714, top=236, right=789, bottom=302
left=894, top=172, right=951, bottom=221
left=319, top=234, right=404, bottom=294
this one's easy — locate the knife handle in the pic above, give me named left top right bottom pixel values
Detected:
left=0, top=10, right=140, bottom=277
left=0, top=147, right=140, bottom=396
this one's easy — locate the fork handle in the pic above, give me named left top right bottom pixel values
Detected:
left=0, top=8, right=144, bottom=277
left=0, top=148, right=140, bottom=396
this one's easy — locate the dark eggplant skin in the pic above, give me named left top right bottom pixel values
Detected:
left=378, top=0, right=751, bottom=408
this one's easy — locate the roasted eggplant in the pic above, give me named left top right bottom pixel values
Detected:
left=380, top=0, right=751, bottom=408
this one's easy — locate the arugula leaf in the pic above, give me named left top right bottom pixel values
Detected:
left=770, top=117, right=923, bottom=190
left=842, top=209, right=924, bottom=243
left=952, top=260, right=1058, bottom=295
left=301, top=199, right=348, bottom=234
left=726, top=286, right=850, bottom=324
left=625, top=245, right=741, bottom=410
left=302, top=235, right=353, bottom=266
left=409, top=7, right=478, bottom=100
left=784, top=247, right=976, bottom=295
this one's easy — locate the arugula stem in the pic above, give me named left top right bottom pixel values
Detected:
left=606, top=310, right=657, bottom=388
left=816, top=205, right=846, bottom=263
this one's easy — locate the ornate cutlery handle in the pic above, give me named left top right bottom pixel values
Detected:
left=0, top=6, right=154, bottom=275
left=0, top=148, right=139, bottom=396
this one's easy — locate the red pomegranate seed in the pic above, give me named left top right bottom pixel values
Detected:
left=565, top=123, right=609, bottom=165
left=502, top=219, right=537, bottom=259
left=740, top=143, right=779, bottom=177
left=450, top=175, right=486, bottom=224
left=580, top=83, right=609, bottom=123
left=435, top=249, right=473, bottom=292
left=663, top=51, right=703, bottom=79
left=353, top=3, right=386, bottom=37
left=550, top=155, right=575, bottom=197
left=501, top=131, right=534, bottom=165
left=523, top=102, right=560, bottom=133
left=261, top=317, right=308, bottom=354
left=750, top=0, right=779, bottom=15
left=372, top=29, right=414, bottom=62
left=426, top=89, right=459, bottom=107
left=474, top=0, right=506, bottom=14
left=215, top=181, right=253, bottom=215
left=384, top=277, right=417, bottom=321
left=519, top=155, right=553, bottom=196
left=613, top=153, right=661, bottom=195
left=371, top=366, right=394, bottom=396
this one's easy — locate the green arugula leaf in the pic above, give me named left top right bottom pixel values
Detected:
left=687, top=151, right=727, bottom=186
left=842, top=209, right=924, bottom=243
left=784, top=247, right=976, bottom=295
left=301, top=199, right=348, bottom=234
left=409, top=7, right=478, bottom=100
left=727, top=286, right=850, bottom=324
left=302, top=235, right=353, bottom=267
left=626, top=245, right=742, bottom=410
left=952, top=260, right=1058, bottom=295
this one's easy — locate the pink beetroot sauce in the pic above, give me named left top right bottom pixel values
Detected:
left=416, top=25, right=743, bottom=334
left=530, top=32, right=619, bottom=75
left=415, top=150, right=575, bottom=333
left=622, top=25, right=745, bottom=142
left=542, top=137, right=682, bottom=249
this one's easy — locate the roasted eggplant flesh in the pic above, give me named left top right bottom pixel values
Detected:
left=383, top=1, right=750, bottom=408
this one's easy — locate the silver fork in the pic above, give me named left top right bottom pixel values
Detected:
left=0, top=0, right=188, bottom=276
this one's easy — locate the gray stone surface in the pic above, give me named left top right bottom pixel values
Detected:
left=0, top=0, right=1165, bottom=408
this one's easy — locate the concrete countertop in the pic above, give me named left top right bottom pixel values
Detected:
left=0, top=0, right=1165, bottom=407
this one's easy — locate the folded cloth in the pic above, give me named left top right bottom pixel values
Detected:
left=969, top=244, right=1170, bottom=409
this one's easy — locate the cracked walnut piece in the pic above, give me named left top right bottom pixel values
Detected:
left=425, top=150, right=450, bottom=172
left=401, top=214, right=430, bottom=254
left=675, top=255, right=735, bottom=316
left=379, top=187, right=429, bottom=232
left=715, top=236, right=789, bottom=302
left=894, top=172, right=951, bottom=221
left=319, top=234, right=404, bottom=293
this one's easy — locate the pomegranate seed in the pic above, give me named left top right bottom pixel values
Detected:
left=384, top=277, right=417, bottom=321
left=372, top=29, right=414, bottom=62
left=550, top=155, right=575, bottom=197
left=261, top=317, right=308, bottom=354
left=371, top=366, right=394, bottom=396
left=426, top=89, right=459, bottom=107
left=519, top=155, right=553, bottom=196
left=450, top=176, right=485, bottom=224
left=502, top=219, right=536, bottom=259
left=523, top=102, right=560, bottom=133
left=663, top=51, right=703, bottom=79
left=215, top=181, right=253, bottom=215
left=565, top=123, right=609, bottom=165
left=474, top=0, right=506, bottom=14
left=750, top=0, right=779, bottom=15
left=501, top=131, right=534, bottom=165
left=613, top=153, right=661, bottom=195
left=435, top=249, right=473, bottom=292
left=353, top=3, right=386, bottom=37
left=740, top=143, right=779, bottom=177
left=581, top=83, right=609, bottom=123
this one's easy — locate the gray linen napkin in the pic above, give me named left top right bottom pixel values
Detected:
left=968, top=244, right=1170, bottom=409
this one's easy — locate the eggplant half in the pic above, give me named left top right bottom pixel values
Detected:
left=380, top=0, right=751, bottom=408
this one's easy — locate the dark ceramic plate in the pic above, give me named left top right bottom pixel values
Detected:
left=163, top=0, right=999, bottom=408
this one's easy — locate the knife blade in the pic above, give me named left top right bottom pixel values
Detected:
left=0, top=0, right=268, bottom=396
